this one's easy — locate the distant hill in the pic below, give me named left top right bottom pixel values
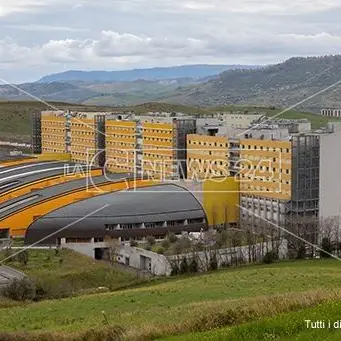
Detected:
left=4, top=57, right=341, bottom=112
left=38, top=64, right=258, bottom=83
left=166, top=56, right=341, bottom=112
left=0, top=82, right=96, bottom=103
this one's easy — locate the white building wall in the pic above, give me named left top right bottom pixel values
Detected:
left=319, top=123, right=341, bottom=219
left=61, top=238, right=288, bottom=276
left=116, top=245, right=171, bottom=276
left=222, top=114, right=265, bottom=129
left=240, top=195, right=287, bottom=228
left=61, top=239, right=108, bottom=258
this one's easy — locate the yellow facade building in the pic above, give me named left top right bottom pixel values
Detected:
left=105, top=119, right=137, bottom=173
left=187, top=134, right=229, bottom=180
left=141, top=121, right=176, bottom=179
left=239, top=138, right=292, bottom=201
left=70, top=113, right=105, bottom=166
left=41, top=111, right=67, bottom=154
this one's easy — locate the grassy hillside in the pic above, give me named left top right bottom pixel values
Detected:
left=0, top=101, right=338, bottom=143
left=1, top=259, right=341, bottom=340
left=169, top=56, right=341, bottom=112
left=0, top=249, right=138, bottom=302
left=0, top=101, right=121, bottom=142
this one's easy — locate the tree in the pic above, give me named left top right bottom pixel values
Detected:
left=321, top=237, right=332, bottom=258
left=3, top=278, right=36, bottom=301
left=166, top=232, right=177, bottom=244
left=146, top=236, right=156, bottom=246
left=179, top=257, right=189, bottom=274
left=209, top=253, right=218, bottom=271
left=107, top=239, right=120, bottom=265
left=189, top=259, right=198, bottom=273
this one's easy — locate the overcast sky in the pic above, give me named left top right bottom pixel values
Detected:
left=1, top=0, right=341, bottom=83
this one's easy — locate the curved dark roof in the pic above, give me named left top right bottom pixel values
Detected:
left=0, top=163, right=100, bottom=195
left=0, top=173, right=130, bottom=221
left=25, top=184, right=206, bottom=244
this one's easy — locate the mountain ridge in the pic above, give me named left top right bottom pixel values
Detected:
left=38, top=64, right=259, bottom=83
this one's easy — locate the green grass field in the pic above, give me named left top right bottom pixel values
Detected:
left=160, top=300, right=341, bottom=341
left=1, top=259, right=341, bottom=340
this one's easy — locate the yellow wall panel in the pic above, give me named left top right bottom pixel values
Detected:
left=203, top=177, right=239, bottom=226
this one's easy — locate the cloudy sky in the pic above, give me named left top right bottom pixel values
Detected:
left=1, top=0, right=341, bottom=83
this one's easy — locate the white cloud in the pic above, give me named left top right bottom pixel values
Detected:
left=1, top=0, right=340, bottom=17
left=1, top=0, right=341, bottom=82
left=1, top=30, right=341, bottom=70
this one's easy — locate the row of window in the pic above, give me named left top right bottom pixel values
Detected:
left=240, top=184, right=291, bottom=195
left=143, top=153, right=173, bottom=159
left=42, top=142, right=65, bottom=148
left=42, top=122, right=65, bottom=128
left=242, top=165, right=291, bottom=174
left=71, top=131, right=95, bottom=136
left=106, top=126, right=136, bottom=131
left=188, top=159, right=228, bottom=166
left=188, top=140, right=227, bottom=148
left=143, top=137, right=173, bottom=143
left=241, top=145, right=291, bottom=153
left=105, top=218, right=204, bottom=231
left=239, top=174, right=291, bottom=184
left=242, top=154, right=291, bottom=163
left=188, top=150, right=228, bottom=157
left=142, top=128, right=173, bottom=134
left=42, top=129, right=65, bottom=133
left=106, top=134, right=136, bottom=140
left=107, top=165, right=134, bottom=171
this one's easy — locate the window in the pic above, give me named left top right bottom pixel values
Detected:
left=188, top=218, right=204, bottom=225
left=65, top=238, right=91, bottom=243
left=105, top=224, right=119, bottom=230
left=121, top=224, right=133, bottom=229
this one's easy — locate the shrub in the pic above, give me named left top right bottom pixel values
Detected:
left=3, top=278, right=36, bottom=301
left=170, top=263, right=179, bottom=276
left=263, top=251, right=278, bottom=264
left=17, top=250, right=29, bottom=266
left=189, top=259, right=199, bottom=273
left=161, top=239, right=170, bottom=249
left=166, top=232, right=178, bottom=244
left=146, top=236, right=156, bottom=246
left=3, top=248, right=13, bottom=263
left=179, top=257, right=189, bottom=274
left=145, top=245, right=152, bottom=251
left=155, top=247, right=165, bottom=255
left=210, top=254, right=218, bottom=271
left=321, top=238, right=332, bottom=258
left=296, top=245, right=306, bottom=259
